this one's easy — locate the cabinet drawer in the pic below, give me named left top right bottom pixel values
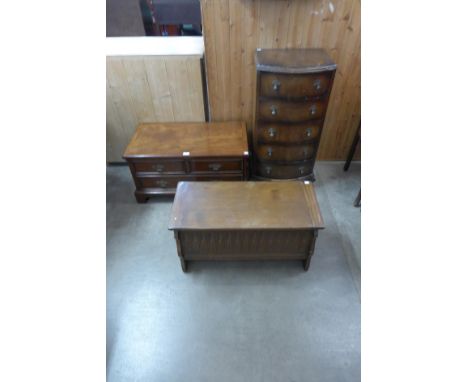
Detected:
left=258, top=100, right=325, bottom=122
left=256, top=122, right=321, bottom=144
left=133, top=160, right=185, bottom=174
left=256, top=162, right=314, bottom=179
left=190, top=159, right=242, bottom=173
left=138, top=176, right=180, bottom=189
left=137, top=174, right=243, bottom=189
left=260, top=73, right=331, bottom=99
left=256, top=144, right=316, bottom=162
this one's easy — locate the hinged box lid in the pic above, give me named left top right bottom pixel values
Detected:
left=169, top=181, right=325, bottom=230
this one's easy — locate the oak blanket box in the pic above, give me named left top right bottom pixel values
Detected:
left=168, top=181, right=324, bottom=272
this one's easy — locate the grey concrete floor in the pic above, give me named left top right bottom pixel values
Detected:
left=107, top=162, right=361, bottom=382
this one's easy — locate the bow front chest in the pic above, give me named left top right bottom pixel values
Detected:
left=253, top=48, right=336, bottom=181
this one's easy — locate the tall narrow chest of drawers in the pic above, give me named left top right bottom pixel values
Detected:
left=253, top=48, right=336, bottom=181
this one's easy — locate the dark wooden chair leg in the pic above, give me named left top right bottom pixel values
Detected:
left=354, top=189, right=361, bottom=207
left=344, top=121, right=361, bottom=171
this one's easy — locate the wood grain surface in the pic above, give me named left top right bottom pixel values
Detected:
left=169, top=181, right=324, bottom=230
left=200, top=0, right=361, bottom=160
left=123, top=122, right=248, bottom=158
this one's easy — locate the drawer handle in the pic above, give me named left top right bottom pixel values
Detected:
left=303, top=148, right=308, bottom=157
left=299, top=167, right=305, bottom=175
left=270, top=105, right=277, bottom=116
left=265, top=166, right=272, bottom=175
left=208, top=163, right=222, bottom=171
left=152, top=164, right=165, bottom=172
left=306, top=128, right=312, bottom=137
left=268, top=127, right=276, bottom=138
left=313, top=79, right=322, bottom=91
left=267, top=147, right=273, bottom=157
left=272, top=79, right=281, bottom=92
left=310, top=104, right=317, bottom=115
left=155, top=180, right=168, bottom=188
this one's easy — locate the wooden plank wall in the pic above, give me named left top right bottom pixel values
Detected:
left=106, top=56, right=206, bottom=162
left=200, top=0, right=361, bottom=160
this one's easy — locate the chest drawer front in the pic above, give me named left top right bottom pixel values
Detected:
left=138, top=176, right=180, bottom=189
left=133, top=160, right=185, bottom=174
left=257, top=122, right=321, bottom=144
left=190, top=159, right=242, bottom=173
left=260, top=73, right=331, bottom=99
left=137, top=174, right=243, bottom=189
left=256, top=162, right=314, bottom=179
left=256, top=144, right=316, bottom=162
left=258, top=100, right=325, bottom=122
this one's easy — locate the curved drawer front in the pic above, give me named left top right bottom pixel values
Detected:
left=256, top=162, right=314, bottom=179
left=258, top=100, right=325, bottom=122
left=256, top=122, right=321, bottom=144
left=256, top=144, right=316, bottom=161
left=260, top=73, right=331, bottom=98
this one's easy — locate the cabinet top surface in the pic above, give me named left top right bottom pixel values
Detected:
left=123, top=122, right=248, bottom=158
left=255, top=48, right=336, bottom=73
left=169, top=181, right=324, bottom=230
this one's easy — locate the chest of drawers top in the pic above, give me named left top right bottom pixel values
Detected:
left=123, top=121, right=248, bottom=159
left=255, top=48, right=336, bottom=74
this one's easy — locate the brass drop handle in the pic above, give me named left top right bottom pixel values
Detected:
left=313, top=79, right=322, bottom=91
left=267, top=147, right=273, bottom=157
left=152, top=164, right=165, bottom=172
left=310, top=104, right=317, bottom=115
left=270, top=105, right=277, bottom=116
left=272, top=79, right=281, bottom=92
left=265, top=166, right=272, bottom=175
left=268, top=128, right=276, bottom=138
left=208, top=163, right=222, bottom=171
left=156, top=180, right=168, bottom=187
left=306, top=128, right=312, bottom=137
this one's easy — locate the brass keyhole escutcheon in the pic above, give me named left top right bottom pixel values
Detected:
left=313, top=79, right=321, bottom=91
left=208, top=163, right=222, bottom=171
left=272, top=80, right=281, bottom=91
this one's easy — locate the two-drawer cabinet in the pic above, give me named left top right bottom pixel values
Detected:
left=123, top=122, right=249, bottom=202
left=253, top=49, right=336, bottom=181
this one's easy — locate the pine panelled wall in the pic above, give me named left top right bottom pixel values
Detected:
left=200, top=0, right=361, bottom=160
left=106, top=56, right=206, bottom=162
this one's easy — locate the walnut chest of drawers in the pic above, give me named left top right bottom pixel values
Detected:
left=169, top=181, right=324, bottom=272
left=253, top=48, right=336, bottom=181
left=123, top=122, right=249, bottom=202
